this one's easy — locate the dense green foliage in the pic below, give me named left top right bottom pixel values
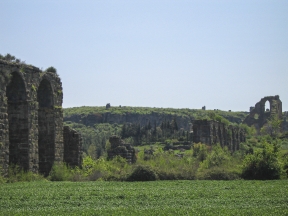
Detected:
left=45, top=66, right=57, bottom=73
left=0, top=180, right=287, bottom=215
left=64, top=122, right=122, bottom=158
left=126, top=165, right=158, bottom=181
left=64, top=106, right=248, bottom=121
left=1, top=130, right=287, bottom=183
left=242, top=140, right=283, bottom=180
left=0, top=53, right=24, bottom=63
left=8, top=135, right=280, bottom=182
left=5, top=165, right=44, bottom=183
left=63, top=106, right=247, bottom=156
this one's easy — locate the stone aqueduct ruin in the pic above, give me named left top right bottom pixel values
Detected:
left=0, top=60, right=82, bottom=175
left=0, top=59, right=285, bottom=174
left=192, top=120, right=246, bottom=152
left=243, top=95, right=282, bottom=129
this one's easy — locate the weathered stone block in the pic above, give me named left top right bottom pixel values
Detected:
left=107, top=135, right=137, bottom=163
left=192, top=120, right=245, bottom=152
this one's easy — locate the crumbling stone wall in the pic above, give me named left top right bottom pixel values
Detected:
left=107, top=135, right=136, bottom=163
left=282, top=112, right=288, bottom=132
left=0, top=60, right=81, bottom=175
left=243, top=95, right=282, bottom=130
left=63, top=126, right=82, bottom=167
left=192, top=120, right=246, bottom=152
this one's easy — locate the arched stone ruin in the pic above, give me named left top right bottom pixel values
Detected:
left=243, top=95, right=282, bottom=130
left=0, top=60, right=82, bottom=176
left=192, top=120, right=246, bottom=152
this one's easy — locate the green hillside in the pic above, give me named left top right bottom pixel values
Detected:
left=63, top=106, right=248, bottom=157
left=64, top=106, right=248, bottom=122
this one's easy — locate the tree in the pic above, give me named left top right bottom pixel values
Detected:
left=242, top=141, right=283, bottom=180
left=45, top=66, right=57, bottom=73
left=87, top=144, right=97, bottom=159
left=260, top=115, right=282, bottom=138
left=0, top=53, right=23, bottom=63
left=120, top=124, right=127, bottom=138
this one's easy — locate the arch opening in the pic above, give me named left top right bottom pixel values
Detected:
left=6, top=72, right=29, bottom=170
left=37, top=79, right=55, bottom=176
left=265, top=100, right=270, bottom=113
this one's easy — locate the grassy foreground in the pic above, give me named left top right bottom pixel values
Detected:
left=0, top=180, right=287, bottom=215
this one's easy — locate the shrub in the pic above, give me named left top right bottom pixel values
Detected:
left=242, top=141, right=283, bottom=180
left=193, top=143, right=208, bottom=161
left=0, top=166, right=6, bottom=184
left=82, top=156, right=130, bottom=181
left=48, top=162, right=72, bottom=181
left=198, top=144, right=231, bottom=171
left=45, top=66, right=57, bottom=73
left=86, top=170, right=103, bottom=181
left=155, top=167, right=196, bottom=180
left=196, top=167, right=240, bottom=180
left=0, top=176, right=5, bottom=184
left=7, top=165, right=44, bottom=183
left=126, top=165, right=158, bottom=181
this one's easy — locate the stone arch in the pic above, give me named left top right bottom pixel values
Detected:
left=6, top=72, right=29, bottom=170
left=243, top=96, right=282, bottom=129
left=37, top=78, right=55, bottom=175
left=264, top=100, right=270, bottom=113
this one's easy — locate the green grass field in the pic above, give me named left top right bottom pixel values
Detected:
left=0, top=180, right=287, bottom=215
left=0, top=180, right=288, bottom=215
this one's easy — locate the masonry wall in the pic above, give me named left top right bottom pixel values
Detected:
left=63, top=126, right=82, bottom=168
left=192, top=120, right=246, bottom=152
left=0, top=60, right=81, bottom=175
left=107, top=135, right=136, bottom=164
left=243, top=95, right=282, bottom=130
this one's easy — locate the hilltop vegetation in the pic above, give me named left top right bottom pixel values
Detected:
left=63, top=106, right=248, bottom=156
left=1, top=105, right=287, bottom=183
left=64, top=106, right=248, bottom=122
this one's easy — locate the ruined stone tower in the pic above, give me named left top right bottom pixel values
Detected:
left=0, top=60, right=82, bottom=176
left=192, top=120, right=246, bottom=152
left=243, top=95, right=282, bottom=130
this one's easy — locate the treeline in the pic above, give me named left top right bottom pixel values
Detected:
left=64, top=111, right=242, bottom=158
left=63, top=106, right=248, bottom=123
left=120, top=118, right=190, bottom=145
left=2, top=134, right=288, bottom=183
left=0, top=53, right=25, bottom=64
left=64, top=121, right=122, bottom=159
left=1, top=112, right=288, bottom=183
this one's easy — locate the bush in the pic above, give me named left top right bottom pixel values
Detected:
left=242, top=141, right=283, bottom=180
left=283, top=153, right=288, bottom=178
left=196, top=167, right=240, bottom=180
left=48, top=162, right=72, bottom=181
left=126, top=165, right=158, bottom=181
left=198, top=144, right=231, bottom=171
left=7, top=165, right=44, bottom=183
left=155, top=168, right=196, bottom=180
left=193, top=143, right=208, bottom=161
left=45, top=66, right=57, bottom=73
left=82, top=156, right=130, bottom=181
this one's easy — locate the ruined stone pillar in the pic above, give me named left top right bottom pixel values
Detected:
left=0, top=88, right=9, bottom=175
left=63, top=126, right=82, bottom=167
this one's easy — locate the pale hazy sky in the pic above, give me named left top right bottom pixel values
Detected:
left=1, top=0, right=287, bottom=111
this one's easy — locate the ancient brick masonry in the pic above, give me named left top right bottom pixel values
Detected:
left=0, top=60, right=82, bottom=176
left=63, top=126, right=82, bottom=168
left=192, top=120, right=246, bottom=152
left=107, top=135, right=136, bottom=163
left=243, top=95, right=282, bottom=130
